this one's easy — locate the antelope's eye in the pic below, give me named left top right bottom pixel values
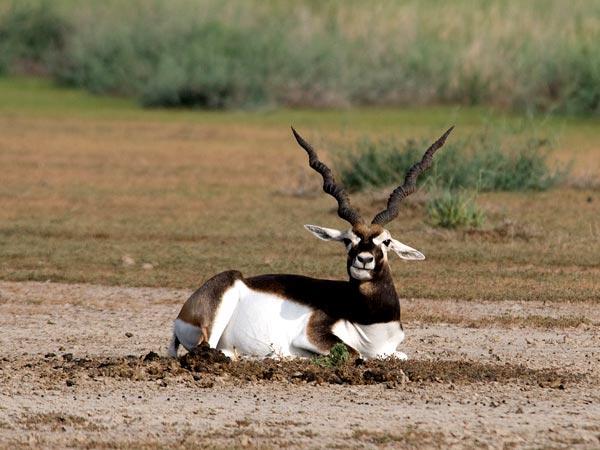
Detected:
left=383, top=239, right=392, bottom=246
left=342, top=238, right=352, bottom=246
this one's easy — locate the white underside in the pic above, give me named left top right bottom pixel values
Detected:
left=331, top=320, right=405, bottom=359
left=217, top=282, right=321, bottom=357
left=172, top=280, right=406, bottom=359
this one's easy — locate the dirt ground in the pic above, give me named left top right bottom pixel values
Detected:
left=0, top=280, right=599, bottom=449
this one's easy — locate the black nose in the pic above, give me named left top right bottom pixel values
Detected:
left=357, top=254, right=374, bottom=264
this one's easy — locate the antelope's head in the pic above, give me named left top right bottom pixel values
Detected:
left=292, top=126, right=454, bottom=282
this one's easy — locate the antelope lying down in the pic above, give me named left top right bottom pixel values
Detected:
left=169, top=126, right=453, bottom=360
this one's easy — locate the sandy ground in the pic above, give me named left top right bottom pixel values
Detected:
left=0, top=280, right=599, bottom=449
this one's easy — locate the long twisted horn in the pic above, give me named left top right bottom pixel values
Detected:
left=371, top=126, right=454, bottom=226
left=291, top=127, right=364, bottom=226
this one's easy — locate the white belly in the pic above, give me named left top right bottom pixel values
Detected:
left=331, top=320, right=404, bottom=359
left=217, top=288, right=318, bottom=357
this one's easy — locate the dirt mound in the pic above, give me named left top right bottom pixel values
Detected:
left=17, top=347, right=582, bottom=390
left=179, top=342, right=232, bottom=371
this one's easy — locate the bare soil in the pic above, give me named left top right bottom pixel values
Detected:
left=1, top=281, right=599, bottom=449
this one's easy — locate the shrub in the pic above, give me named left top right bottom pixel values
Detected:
left=338, top=138, right=426, bottom=192
left=426, top=190, right=485, bottom=229
left=140, top=22, right=277, bottom=108
left=0, top=1, right=69, bottom=75
left=52, top=4, right=285, bottom=108
left=338, top=131, right=566, bottom=193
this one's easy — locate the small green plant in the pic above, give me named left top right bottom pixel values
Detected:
left=313, top=343, right=351, bottom=367
left=426, top=190, right=485, bottom=229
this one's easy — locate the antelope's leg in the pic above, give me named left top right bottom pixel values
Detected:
left=295, top=310, right=359, bottom=357
left=200, top=326, right=209, bottom=345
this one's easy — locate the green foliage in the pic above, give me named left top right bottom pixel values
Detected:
left=426, top=190, right=485, bottom=229
left=1, top=0, right=600, bottom=113
left=0, top=1, right=69, bottom=75
left=338, top=138, right=426, bottom=193
left=140, top=22, right=276, bottom=108
left=339, top=131, right=566, bottom=193
left=313, top=343, right=351, bottom=367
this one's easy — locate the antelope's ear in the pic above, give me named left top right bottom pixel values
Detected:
left=388, top=238, right=425, bottom=260
left=304, top=225, right=346, bottom=242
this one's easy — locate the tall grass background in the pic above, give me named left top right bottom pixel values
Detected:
left=1, top=0, right=600, bottom=114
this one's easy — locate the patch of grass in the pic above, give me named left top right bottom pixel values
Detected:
left=406, top=313, right=594, bottom=330
left=426, top=190, right=485, bottom=229
left=313, top=343, right=351, bottom=368
left=338, top=136, right=426, bottom=193
left=338, top=130, right=566, bottom=193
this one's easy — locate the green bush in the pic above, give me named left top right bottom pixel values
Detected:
left=0, top=1, right=69, bottom=75
left=426, top=190, right=485, bottom=229
left=52, top=4, right=287, bottom=108
left=338, top=138, right=426, bottom=193
left=338, top=131, right=566, bottom=193
left=140, top=22, right=277, bottom=108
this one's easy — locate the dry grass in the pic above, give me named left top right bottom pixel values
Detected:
left=0, top=81, right=599, bottom=302
left=406, top=313, right=594, bottom=330
left=19, top=412, right=105, bottom=432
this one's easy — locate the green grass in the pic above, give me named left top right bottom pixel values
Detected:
left=337, top=130, right=566, bottom=193
left=4, top=76, right=599, bottom=140
left=0, top=76, right=136, bottom=116
left=0, top=77, right=598, bottom=302
left=426, top=191, right=485, bottom=229
left=313, top=344, right=351, bottom=367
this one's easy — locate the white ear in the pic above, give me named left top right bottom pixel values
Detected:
left=388, top=238, right=425, bottom=260
left=304, top=225, right=346, bottom=242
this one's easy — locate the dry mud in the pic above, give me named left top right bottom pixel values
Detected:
left=0, top=280, right=599, bottom=449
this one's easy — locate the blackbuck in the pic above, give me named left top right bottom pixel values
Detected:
left=169, top=126, right=454, bottom=360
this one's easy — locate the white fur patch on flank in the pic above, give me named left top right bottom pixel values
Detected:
left=217, top=289, right=317, bottom=357
left=208, top=280, right=243, bottom=348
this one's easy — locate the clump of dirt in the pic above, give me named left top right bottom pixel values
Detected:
left=179, top=343, right=231, bottom=372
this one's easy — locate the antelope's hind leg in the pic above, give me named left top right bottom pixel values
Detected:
left=169, top=270, right=243, bottom=356
left=168, top=323, right=209, bottom=357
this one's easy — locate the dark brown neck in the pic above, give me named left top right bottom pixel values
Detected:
left=349, top=263, right=400, bottom=322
